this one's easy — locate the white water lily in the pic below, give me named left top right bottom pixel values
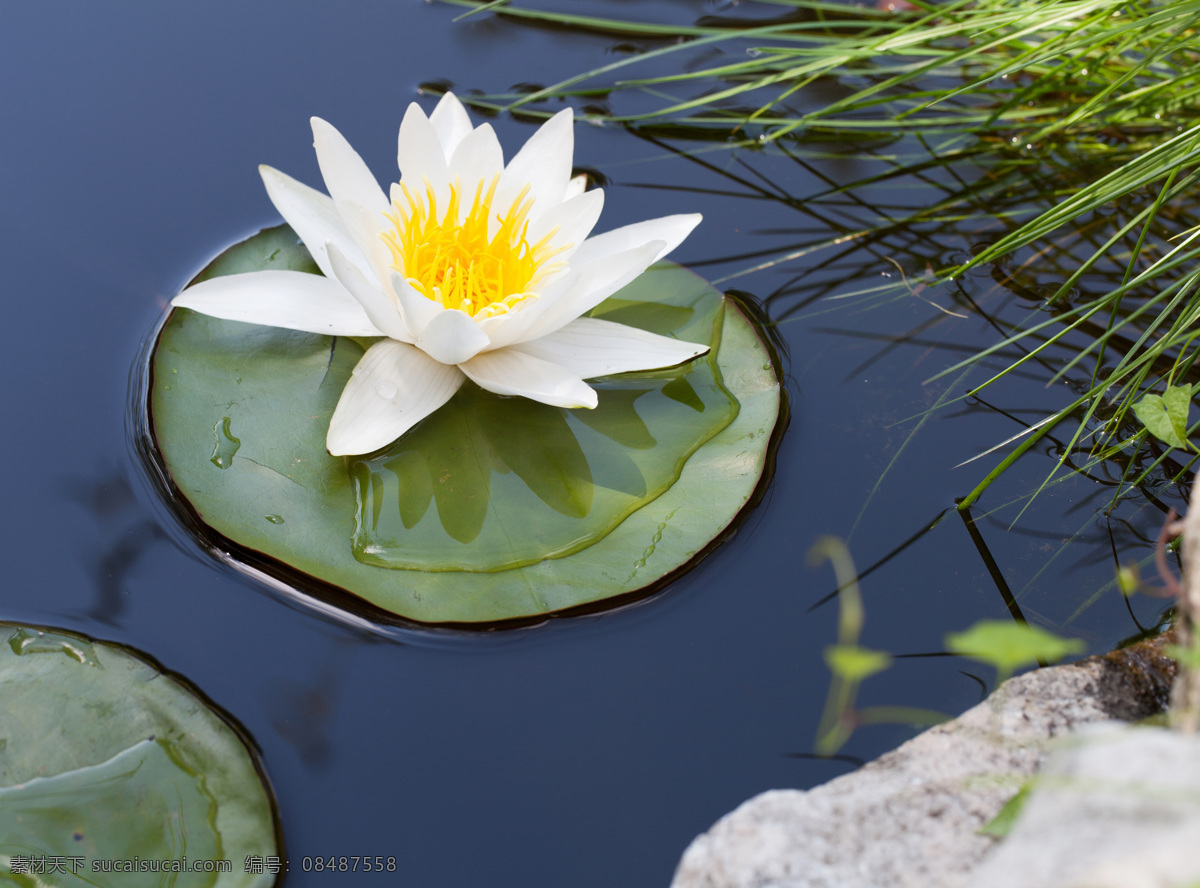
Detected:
left=174, top=93, right=706, bottom=456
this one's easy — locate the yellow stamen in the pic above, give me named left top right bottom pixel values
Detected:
left=380, top=175, right=569, bottom=318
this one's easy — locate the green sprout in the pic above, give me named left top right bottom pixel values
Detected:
left=946, top=619, right=1086, bottom=686
left=810, top=536, right=945, bottom=755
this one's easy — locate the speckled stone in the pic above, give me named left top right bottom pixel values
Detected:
left=968, top=723, right=1200, bottom=888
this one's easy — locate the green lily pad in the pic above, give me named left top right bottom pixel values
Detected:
left=0, top=624, right=279, bottom=887
left=146, top=225, right=782, bottom=625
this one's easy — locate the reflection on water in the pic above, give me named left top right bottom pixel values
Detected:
left=260, top=639, right=356, bottom=769
left=63, top=469, right=168, bottom=625
left=605, top=123, right=1198, bottom=631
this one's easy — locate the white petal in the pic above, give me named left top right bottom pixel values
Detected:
left=460, top=348, right=597, bottom=409
left=564, top=173, right=588, bottom=200
left=570, top=213, right=702, bottom=267
left=429, top=92, right=474, bottom=161
left=416, top=309, right=491, bottom=365
left=259, top=165, right=366, bottom=280
left=447, top=124, right=505, bottom=207
left=494, top=108, right=574, bottom=228
left=332, top=198, right=400, bottom=292
left=327, top=340, right=465, bottom=456
left=510, top=317, right=708, bottom=379
left=389, top=271, right=443, bottom=337
left=397, top=102, right=450, bottom=214
left=173, top=270, right=382, bottom=336
left=326, top=243, right=412, bottom=342
left=527, top=188, right=604, bottom=257
left=482, top=240, right=664, bottom=348
left=310, top=118, right=388, bottom=215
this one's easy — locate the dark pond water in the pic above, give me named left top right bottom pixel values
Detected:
left=4, top=2, right=1177, bottom=886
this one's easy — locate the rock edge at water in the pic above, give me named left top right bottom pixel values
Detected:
left=671, top=632, right=1176, bottom=888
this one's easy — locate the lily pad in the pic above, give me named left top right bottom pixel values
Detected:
left=146, top=226, right=782, bottom=625
left=0, top=623, right=279, bottom=887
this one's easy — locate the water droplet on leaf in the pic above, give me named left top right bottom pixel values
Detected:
left=209, top=417, right=241, bottom=469
left=7, top=628, right=99, bottom=666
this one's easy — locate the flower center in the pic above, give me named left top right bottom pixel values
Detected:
left=381, top=175, right=568, bottom=319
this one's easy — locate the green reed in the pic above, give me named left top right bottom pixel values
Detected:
left=442, top=0, right=1200, bottom=510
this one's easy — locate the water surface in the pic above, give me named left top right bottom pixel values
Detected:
left=2, top=2, right=1172, bottom=886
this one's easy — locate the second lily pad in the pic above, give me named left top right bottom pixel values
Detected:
left=0, top=623, right=280, bottom=887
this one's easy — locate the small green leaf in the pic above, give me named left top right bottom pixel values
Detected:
left=1133, top=389, right=1191, bottom=449
left=824, top=644, right=893, bottom=682
left=1163, top=383, right=1194, bottom=447
left=979, top=783, right=1032, bottom=838
left=945, top=620, right=1085, bottom=674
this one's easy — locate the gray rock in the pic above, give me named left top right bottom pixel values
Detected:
left=968, top=724, right=1200, bottom=888
left=671, top=634, right=1175, bottom=888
